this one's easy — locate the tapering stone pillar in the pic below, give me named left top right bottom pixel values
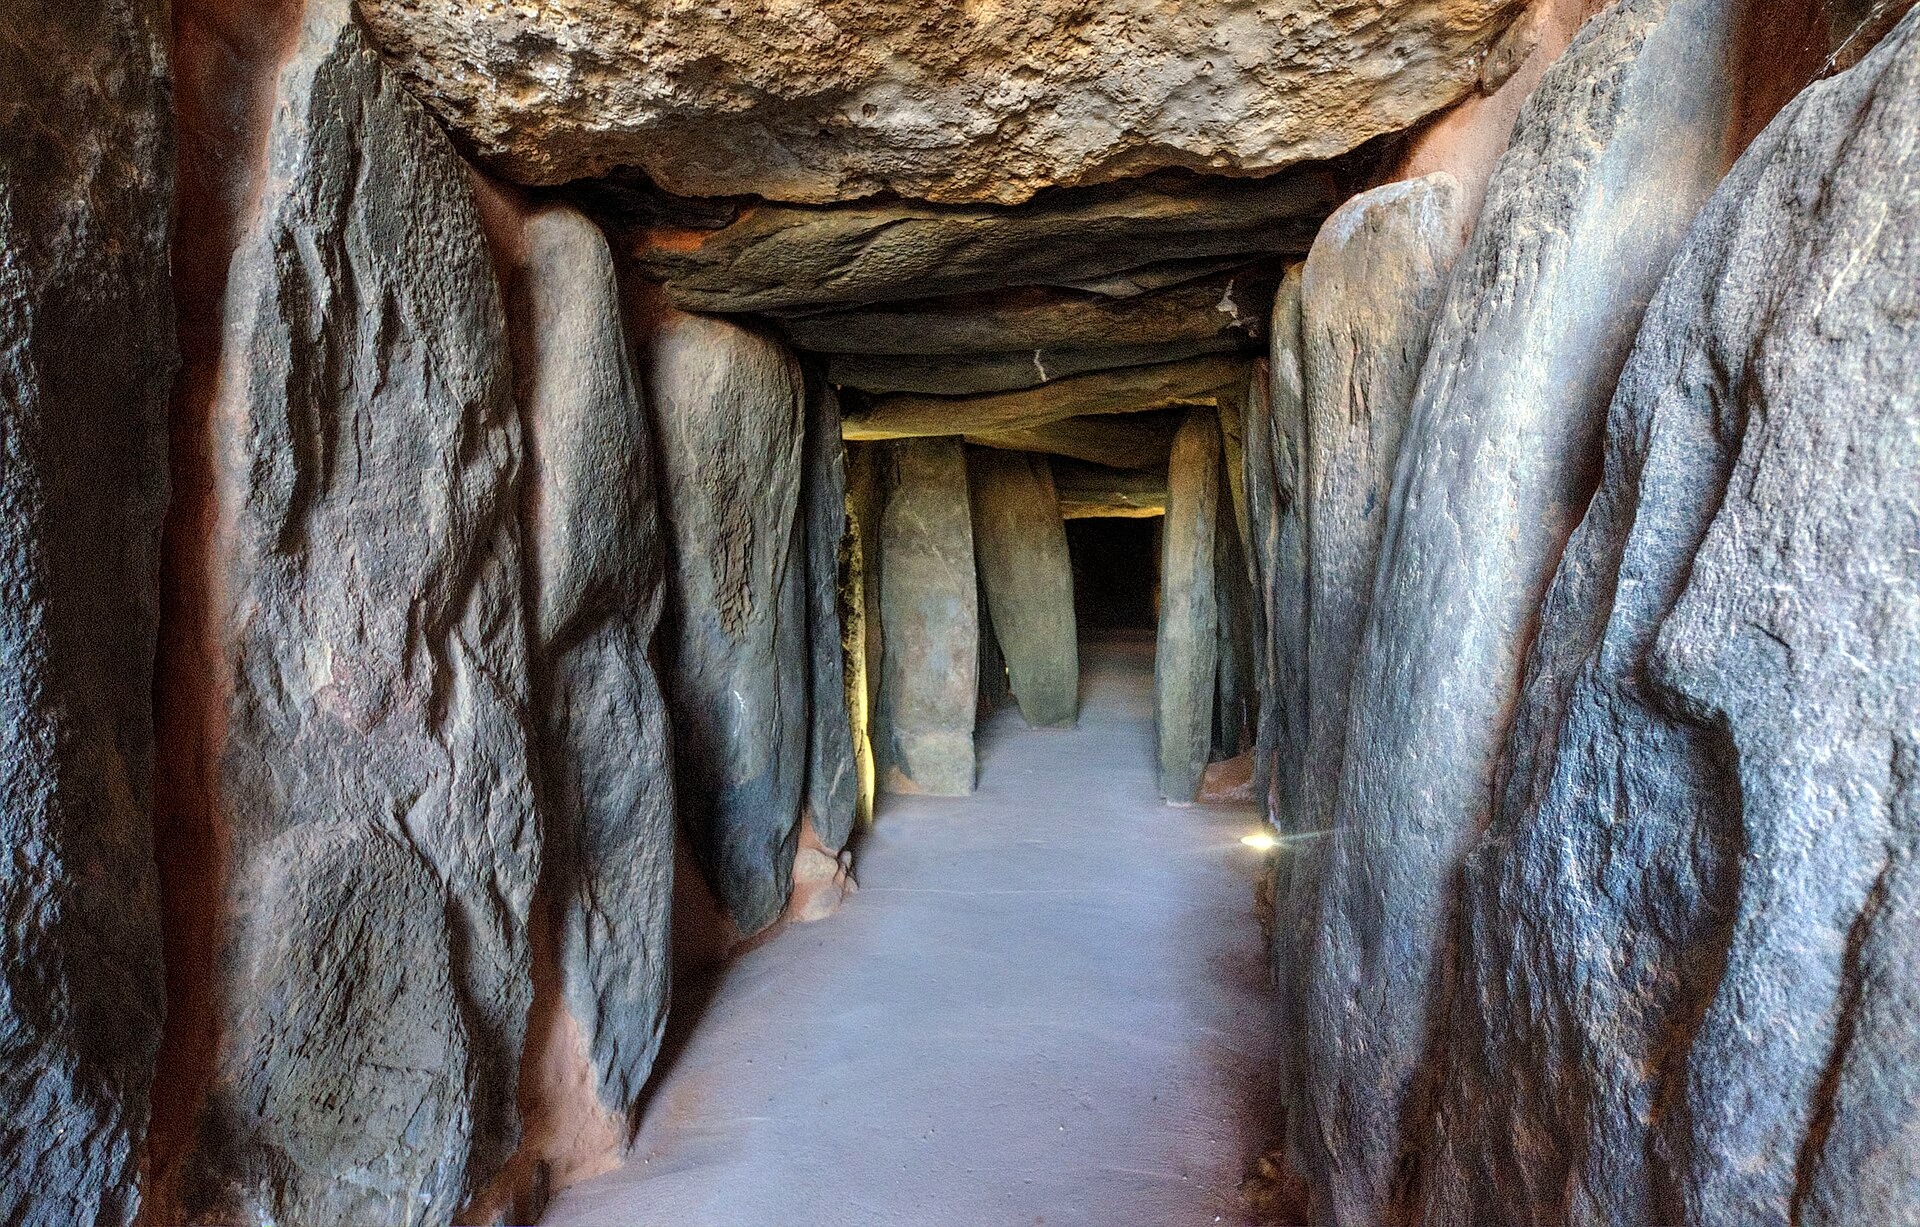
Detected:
left=1156, top=410, right=1221, bottom=803
left=969, top=449, right=1079, bottom=729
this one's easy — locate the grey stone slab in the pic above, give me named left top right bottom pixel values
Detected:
left=969, top=450, right=1080, bottom=729
left=823, top=335, right=1245, bottom=395
left=645, top=308, right=808, bottom=935
left=803, top=376, right=859, bottom=850
left=964, top=411, right=1184, bottom=471
left=1299, top=2, right=1745, bottom=1220
left=1155, top=410, right=1221, bottom=802
left=0, top=4, right=174, bottom=1223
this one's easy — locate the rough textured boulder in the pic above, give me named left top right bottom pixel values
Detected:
left=879, top=440, right=979, bottom=796
left=969, top=450, right=1080, bottom=729
left=159, top=7, right=539, bottom=1220
left=1430, top=15, right=1920, bottom=1226
left=645, top=307, right=808, bottom=936
left=843, top=355, right=1246, bottom=440
left=966, top=411, right=1184, bottom=471
left=355, top=0, right=1525, bottom=203
left=1155, top=410, right=1222, bottom=802
left=1299, top=1, right=1744, bottom=1220
left=779, top=271, right=1273, bottom=355
left=494, top=202, right=674, bottom=1171
left=803, top=377, right=860, bottom=850
left=0, top=4, right=173, bottom=1224
left=635, top=176, right=1337, bottom=314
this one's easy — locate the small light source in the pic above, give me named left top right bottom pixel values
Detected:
left=1240, top=831, right=1279, bottom=851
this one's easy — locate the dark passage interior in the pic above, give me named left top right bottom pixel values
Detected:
left=1067, top=517, right=1161, bottom=633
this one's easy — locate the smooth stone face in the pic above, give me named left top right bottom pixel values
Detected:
left=0, top=4, right=173, bottom=1224
left=879, top=440, right=979, bottom=796
left=966, top=411, right=1185, bottom=471
left=635, top=175, right=1337, bottom=315
left=1155, top=410, right=1222, bottom=803
left=507, top=204, right=673, bottom=1123
left=1052, top=462, right=1169, bottom=519
left=645, top=308, right=808, bottom=936
left=1295, top=173, right=1468, bottom=834
left=1300, top=2, right=1744, bottom=1221
left=163, top=8, right=539, bottom=1220
left=803, top=377, right=859, bottom=851
left=1430, top=17, right=1920, bottom=1227
left=968, top=450, right=1080, bottom=729
left=355, top=0, right=1522, bottom=203
left=845, top=443, right=891, bottom=797
left=779, top=271, right=1274, bottom=356
left=843, top=355, right=1247, bottom=441
left=823, top=336, right=1245, bottom=396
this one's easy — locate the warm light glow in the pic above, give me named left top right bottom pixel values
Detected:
left=1240, top=832, right=1279, bottom=851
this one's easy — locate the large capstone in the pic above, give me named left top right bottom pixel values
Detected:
left=158, top=6, right=539, bottom=1220
left=0, top=4, right=174, bottom=1224
left=1298, top=1, right=1746, bottom=1220
left=354, top=0, right=1527, bottom=203
left=879, top=439, right=980, bottom=796
left=1430, top=13, right=1920, bottom=1226
left=644, top=307, right=808, bottom=936
left=1156, top=409, right=1222, bottom=803
left=969, top=449, right=1080, bottom=729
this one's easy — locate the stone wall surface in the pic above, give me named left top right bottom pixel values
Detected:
left=1430, top=14, right=1920, bottom=1226
left=1156, top=410, right=1222, bottom=802
left=354, top=0, right=1527, bottom=204
left=803, top=377, right=860, bottom=850
left=969, top=450, right=1080, bottom=729
left=879, top=439, right=980, bottom=796
left=0, top=3, right=174, bottom=1224
left=1296, top=0, right=1743, bottom=1220
left=645, top=308, right=808, bottom=936
left=157, top=5, right=540, bottom=1221
left=501, top=201, right=674, bottom=1177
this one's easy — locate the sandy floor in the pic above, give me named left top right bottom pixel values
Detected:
left=542, top=637, right=1281, bottom=1227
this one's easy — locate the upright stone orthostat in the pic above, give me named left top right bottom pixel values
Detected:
left=1156, top=409, right=1222, bottom=803
left=802, top=376, right=860, bottom=850
left=879, top=439, right=979, bottom=796
left=1431, top=14, right=1920, bottom=1227
left=845, top=442, right=890, bottom=815
left=646, top=308, right=808, bottom=935
left=0, top=4, right=174, bottom=1224
left=968, top=449, right=1080, bottom=729
left=507, top=203, right=674, bottom=1137
left=1249, top=268, right=1309, bottom=832
left=161, top=6, right=540, bottom=1221
left=1300, top=1, right=1743, bottom=1220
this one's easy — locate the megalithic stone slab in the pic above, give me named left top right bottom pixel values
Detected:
left=1430, top=15, right=1920, bottom=1227
left=969, top=450, right=1080, bottom=729
left=1301, top=1, right=1743, bottom=1221
left=879, top=439, right=979, bottom=796
left=1212, top=478, right=1258, bottom=760
left=1297, top=173, right=1468, bottom=835
left=845, top=443, right=891, bottom=801
left=823, top=336, right=1245, bottom=396
left=646, top=307, right=808, bottom=935
left=1156, top=410, right=1221, bottom=802
left=158, top=6, right=541, bottom=1221
left=506, top=203, right=674, bottom=1128
left=803, top=376, right=859, bottom=850
left=0, top=4, right=174, bottom=1224
left=967, top=410, right=1184, bottom=471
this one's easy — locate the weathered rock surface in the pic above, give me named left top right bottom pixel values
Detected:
left=1295, top=174, right=1468, bottom=837
left=355, top=0, right=1524, bottom=204
left=1430, top=16, right=1920, bottom=1226
left=501, top=203, right=674, bottom=1136
left=161, top=8, right=540, bottom=1220
left=0, top=4, right=173, bottom=1223
left=803, top=376, right=860, bottom=851
left=1053, top=463, right=1169, bottom=519
left=966, top=411, right=1184, bottom=471
left=645, top=308, right=808, bottom=936
left=879, top=440, right=979, bottom=796
left=1212, top=487, right=1258, bottom=762
left=1299, top=2, right=1744, bottom=1220
left=823, top=337, right=1244, bottom=396
left=843, top=355, right=1246, bottom=440
left=1155, top=410, right=1221, bottom=803
left=846, top=444, right=891, bottom=792
left=636, top=175, right=1338, bottom=315
left=969, top=450, right=1080, bottom=729
left=779, top=271, right=1274, bottom=355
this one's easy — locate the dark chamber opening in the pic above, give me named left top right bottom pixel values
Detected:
left=1066, top=517, right=1160, bottom=633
